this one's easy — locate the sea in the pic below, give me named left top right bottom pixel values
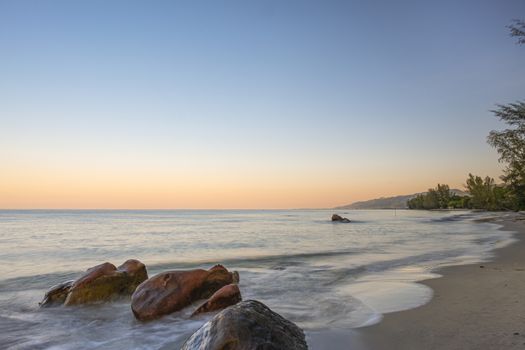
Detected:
left=0, top=209, right=514, bottom=349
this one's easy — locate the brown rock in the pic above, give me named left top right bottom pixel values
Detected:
left=192, top=284, right=242, bottom=316
left=64, top=259, right=148, bottom=305
left=131, top=264, right=237, bottom=321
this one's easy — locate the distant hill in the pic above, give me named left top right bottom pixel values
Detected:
left=335, top=189, right=468, bottom=210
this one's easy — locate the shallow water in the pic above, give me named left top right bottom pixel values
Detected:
left=0, top=210, right=513, bottom=349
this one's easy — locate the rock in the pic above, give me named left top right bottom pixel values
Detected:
left=40, top=259, right=148, bottom=307
left=192, top=284, right=242, bottom=316
left=331, top=214, right=351, bottom=223
left=65, top=259, right=148, bottom=305
left=181, top=300, right=308, bottom=350
left=131, top=264, right=238, bottom=321
left=39, top=280, right=74, bottom=307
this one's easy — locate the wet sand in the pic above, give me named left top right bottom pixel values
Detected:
left=356, top=213, right=525, bottom=350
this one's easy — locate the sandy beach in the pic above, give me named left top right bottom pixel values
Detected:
left=354, top=213, right=525, bottom=350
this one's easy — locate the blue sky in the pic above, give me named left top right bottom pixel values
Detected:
left=1, top=0, right=524, bottom=208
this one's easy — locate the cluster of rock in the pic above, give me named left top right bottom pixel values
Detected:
left=40, top=260, right=307, bottom=349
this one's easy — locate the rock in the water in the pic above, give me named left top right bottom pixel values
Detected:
left=131, top=264, right=238, bottom=321
left=192, top=284, right=242, bottom=316
left=39, top=280, right=74, bottom=307
left=331, top=214, right=351, bottom=223
left=181, top=300, right=308, bottom=350
left=40, top=259, right=148, bottom=307
left=65, top=259, right=148, bottom=305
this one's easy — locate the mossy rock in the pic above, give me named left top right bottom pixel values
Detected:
left=40, top=259, right=148, bottom=307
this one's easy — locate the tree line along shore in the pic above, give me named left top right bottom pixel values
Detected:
left=407, top=177, right=512, bottom=211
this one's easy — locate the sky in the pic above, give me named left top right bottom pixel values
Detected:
left=1, top=0, right=524, bottom=209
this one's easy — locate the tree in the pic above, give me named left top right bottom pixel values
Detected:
left=486, top=20, right=525, bottom=210
left=465, top=174, right=489, bottom=209
left=487, top=102, right=525, bottom=209
left=407, top=184, right=456, bottom=209
left=423, top=189, right=439, bottom=209
left=436, top=184, right=451, bottom=209
left=465, top=174, right=508, bottom=210
left=408, top=194, right=425, bottom=209
left=448, top=194, right=470, bottom=209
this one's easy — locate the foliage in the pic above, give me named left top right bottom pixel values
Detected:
left=407, top=177, right=510, bottom=211
left=487, top=103, right=525, bottom=210
left=485, top=20, right=525, bottom=210
left=407, top=184, right=468, bottom=210
left=448, top=195, right=470, bottom=209
left=465, top=174, right=510, bottom=210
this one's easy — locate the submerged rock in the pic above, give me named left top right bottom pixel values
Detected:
left=131, top=264, right=238, bottom=321
left=40, top=259, right=148, bottom=307
left=192, top=283, right=242, bottom=316
left=331, top=214, right=351, bottom=223
left=181, top=300, right=308, bottom=350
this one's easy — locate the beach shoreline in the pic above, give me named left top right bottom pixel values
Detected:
left=352, top=212, right=525, bottom=350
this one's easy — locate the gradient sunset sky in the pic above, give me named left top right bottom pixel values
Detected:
left=1, top=0, right=525, bottom=209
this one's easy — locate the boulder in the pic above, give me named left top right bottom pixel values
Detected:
left=181, top=300, right=308, bottom=350
left=331, top=214, right=351, bottom=223
left=65, top=259, right=148, bottom=305
left=40, top=259, right=148, bottom=307
left=192, top=284, right=242, bottom=316
left=131, top=264, right=238, bottom=321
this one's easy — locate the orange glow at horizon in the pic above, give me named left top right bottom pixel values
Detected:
left=0, top=160, right=503, bottom=209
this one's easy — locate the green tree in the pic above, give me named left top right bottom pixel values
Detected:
left=465, top=174, right=507, bottom=210
left=407, top=184, right=455, bottom=209
left=448, top=194, right=470, bottom=209
left=423, top=189, right=439, bottom=209
left=465, top=174, right=485, bottom=209
left=407, top=194, right=424, bottom=209
left=436, top=184, right=451, bottom=209
left=487, top=20, right=525, bottom=210
left=487, top=102, right=525, bottom=209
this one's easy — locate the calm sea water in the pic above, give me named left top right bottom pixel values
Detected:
left=0, top=210, right=513, bottom=349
